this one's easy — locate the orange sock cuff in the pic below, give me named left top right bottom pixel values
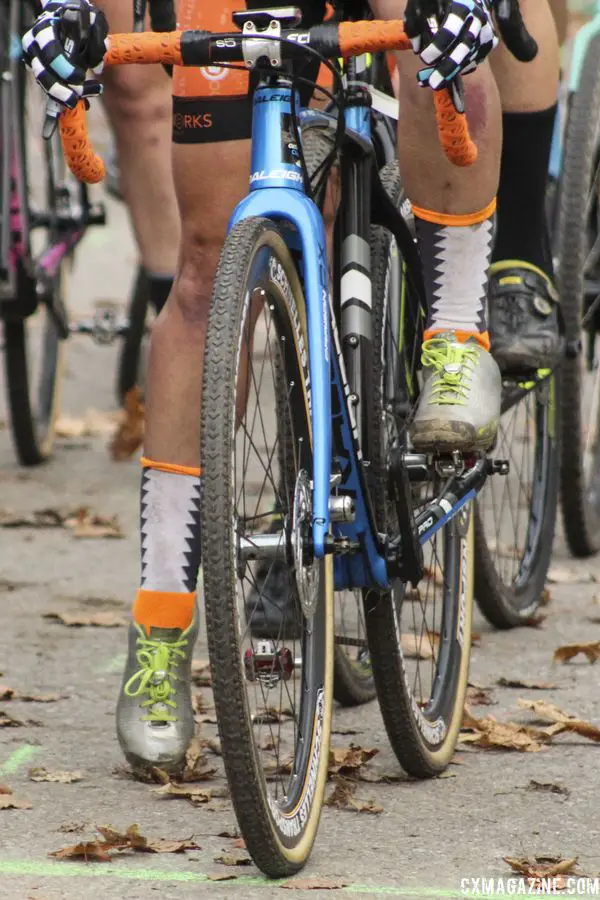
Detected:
left=133, top=589, right=196, bottom=635
left=141, top=457, right=202, bottom=477
left=412, top=198, right=497, bottom=228
left=424, top=328, right=491, bottom=352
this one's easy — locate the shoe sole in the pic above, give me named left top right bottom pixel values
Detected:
left=410, top=419, right=498, bottom=453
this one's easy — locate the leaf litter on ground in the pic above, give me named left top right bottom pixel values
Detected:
left=460, top=707, right=554, bottom=753
left=55, top=408, right=120, bottom=439
left=191, top=659, right=212, bottom=687
left=29, top=768, right=82, bottom=784
left=110, top=387, right=145, bottom=461
left=504, top=856, right=578, bottom=879
left=526, top=780, right=570, bottom=797
left=497, top=677, right=556, bottom=690
left=553, top=642, right=600, bottom=664
left=517, top=699, right=600, bottom=742
left=325, top=777, right=383, bottom=815
left=214, top=852, right=252, bottom=867
left=49, top=824, right=201, bottom=861
left=43, top=611, right=127, bottom=628
left=0, top=506, right=123, bottom=538
left=0, top=785, right=32, bottom=810
left=0, top=685, right=63, bottom=702
left=466, top=684, right=496, bottom=706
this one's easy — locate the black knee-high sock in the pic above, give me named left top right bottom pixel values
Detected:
left=491, top=105, right=557, bottom=278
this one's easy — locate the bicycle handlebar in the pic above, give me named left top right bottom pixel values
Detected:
left=58, top=20, right=479, bottom=184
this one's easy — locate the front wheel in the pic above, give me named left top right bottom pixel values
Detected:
left=201, top=217, right=333, bottom=877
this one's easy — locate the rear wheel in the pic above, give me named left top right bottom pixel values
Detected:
left=556, top=34, right=600, bottom=557
left=1, top=13, right=64, bottom=466
left=116, top=265, right=150, bottom=405
left=364, top=163, right=474, bottom=776
left=474, top=373, right=560, bottom=627
left=201, top=217, right=333, bottom=877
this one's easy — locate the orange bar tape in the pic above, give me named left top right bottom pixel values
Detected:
left=433, top=90, right=478, bottom=168
left=104, top=31, right=183, bottom=67
left=338, top=19, right=410, bottom=57
left=59, top=101, right=105, bottom=184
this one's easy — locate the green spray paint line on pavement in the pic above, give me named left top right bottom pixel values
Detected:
left=0, top=745, right=40, bottom=775
left=0, top=861, right=492, bottom=898
left=96, top=653, right=127, bottom=674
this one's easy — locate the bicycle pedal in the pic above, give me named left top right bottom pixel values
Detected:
left=244, top=642, right=294, bottom=687
left=91, top=301, right=127, bottom=345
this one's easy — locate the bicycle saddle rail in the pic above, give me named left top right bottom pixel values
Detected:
left=58, top=19, right=478, bottom=184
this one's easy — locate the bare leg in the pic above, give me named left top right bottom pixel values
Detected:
left=96, top=0, right=180, bottom=275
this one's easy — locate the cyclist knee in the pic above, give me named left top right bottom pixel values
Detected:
left=103, top=67, right=171, bottom=133
left=171, top=236, right=223, bottom=325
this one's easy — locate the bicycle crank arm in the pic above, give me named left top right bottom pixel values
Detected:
left=415, top=456, right=507, bottom=546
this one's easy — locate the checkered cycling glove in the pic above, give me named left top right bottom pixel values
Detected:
left=405, top=0, right=498, bottom=91
left=22, top=0, right=108, bottom=109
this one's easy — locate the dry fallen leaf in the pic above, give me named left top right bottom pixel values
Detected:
left=517, top=699, right=600, bottom=742
left=0, top=786, right=32, bottom=810
left=0, top=507, right=66, bottom=528
left=145, top=838, right=201, bottom=854
left=459, top=707, right=551, bottom=753
left=400, top=632, right=436, bottom=660
left=497, top=677, right=556, bottom=690
left=252, top=707, right=294, bottom=724
left=504, top=856, right=578, bottom=878
left=526, top=780, right=570, bottom=797
left=56, top=409, right=119, bottom=439
left=214, top=852, right=252, bottom=867
left=524, top=613, right=547, bottom=628
left=49, top=824, right=200, bottom=861
left=280, top=877, right=350, bottom=890
left=69, top=508, right=124, bottom=540
left=217, top=828, right=240, bottom=839
left=207, top=873, right=238, bottom=881
left=58, top=823, right=87, bottom=834
left=110, top=387, right=145, bottom=462
left=191, top=659, right=212, bottom=687
left=328, top=745, right=378, bottom=778
left=553, top=642, right=600, bottom=664
left=43, top=611, right=127, bottom=628
left=151, top=783, right=226, bottom=804
left=540, top=588, right=552, bottom=606
left=0, top=710, right=25, bottom=728
left=466, top=685, right=495, bottom=706
left=28, top=768, right=82, bottom=784
left=325, top=777, right=383, bottom=814
left=49, top=841, right=112, bottom=862
left=182, top=736, right=218, bottom=783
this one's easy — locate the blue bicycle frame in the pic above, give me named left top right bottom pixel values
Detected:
left=228, top=71, right=391, bottom=591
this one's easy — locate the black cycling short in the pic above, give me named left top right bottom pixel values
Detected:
left=172, top=1, right=328, bottom=144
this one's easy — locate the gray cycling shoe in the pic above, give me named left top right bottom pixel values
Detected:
left=488, top=261, right=561, bottom=373
left=116, top=611, right=198, bottom=775
left=409, top=332, right=501, bottom=453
